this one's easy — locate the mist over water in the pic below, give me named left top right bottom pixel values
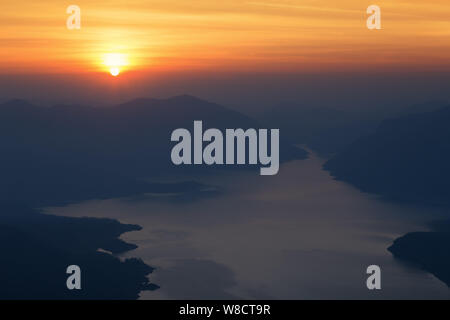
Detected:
left=46, top=153, right=450, bottom=299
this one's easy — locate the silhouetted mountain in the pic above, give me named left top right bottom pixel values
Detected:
left=259, top=103, right=380, bottom=156
left=397, top=100, right=449, bottom=116
left=388, top=220, right=450, bottom=287
left=324, top=105, right=450, bottom=205
left=0, top=204, right=160, bottom=299
left=0, top=95, right=305, bottom=299
left=0, top=95, right=306, bottom=183
left=0, top=95, right=305, bottom=207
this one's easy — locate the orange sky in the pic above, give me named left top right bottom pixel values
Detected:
left=1, top=0, right=450, bottom=74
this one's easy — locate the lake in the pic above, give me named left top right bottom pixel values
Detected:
left=45, top=152, right=450, bottom=299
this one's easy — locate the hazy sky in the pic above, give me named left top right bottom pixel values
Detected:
left=2, top=0, right=450, bottom=73
left=1, top=0, right=450, bottom=109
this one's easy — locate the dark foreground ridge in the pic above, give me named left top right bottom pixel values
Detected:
left=0, top=206, right=159, bottom=299
left=0, top=179, right=214, bottom=299
left=388, top=221, right=450, bottom=287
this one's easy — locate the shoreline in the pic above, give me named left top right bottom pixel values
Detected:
left=0, top=204, right=159, bottom=299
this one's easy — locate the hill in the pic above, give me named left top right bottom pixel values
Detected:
left=324, top=106, right=450, bottom=205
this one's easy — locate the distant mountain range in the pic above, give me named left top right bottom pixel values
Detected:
left=3, top=94, right=448, bottom=297
left=259, top=103, right=382, bottom=156
left=324, top=105, right=450, bottom=205
left=0, top=95, right=306, bottom=299
left=322, top=104, right=450, bottom=286
left=396, top=100, right=449, bottom=116
left=259, top=100, right=450, bottom=156
left=0, top=95, right=306, bottom=206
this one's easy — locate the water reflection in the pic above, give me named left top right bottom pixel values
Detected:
left=46, top=153, right=450, bottom=299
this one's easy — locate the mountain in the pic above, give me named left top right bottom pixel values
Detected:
left=388, top=220, right=450, bottom=287
left=388, top=231, right=450, bottom=287
left=0, top=95, right=306, bottom=299
left=0, top=95, right=306, bottom=185
left=397, top=100, right=449, bottom=116
left=0, top=206, right=159, bottom=299
left=0, top=95, right=306, bottom=206
left=323, top=105, right=450, bottom=205
left=323, top=104, right=450, bottom=288
left=259, top=103, right=380, bottom=156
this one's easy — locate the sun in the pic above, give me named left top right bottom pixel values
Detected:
left=110, top=67, right=120, bottom=76
left=102, top=53, right=128, bottom=77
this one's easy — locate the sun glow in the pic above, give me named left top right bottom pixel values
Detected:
left=2, top=1, right=450, bottom=74
left=109, top=67, right=120, bottom=76
left=102, top=53, right=128, bottom=76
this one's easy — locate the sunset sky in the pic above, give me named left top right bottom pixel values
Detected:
left=2, top=0, right=450, bottom=74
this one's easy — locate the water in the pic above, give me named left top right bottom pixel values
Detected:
left=45, top=153, right=450, bottom=299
